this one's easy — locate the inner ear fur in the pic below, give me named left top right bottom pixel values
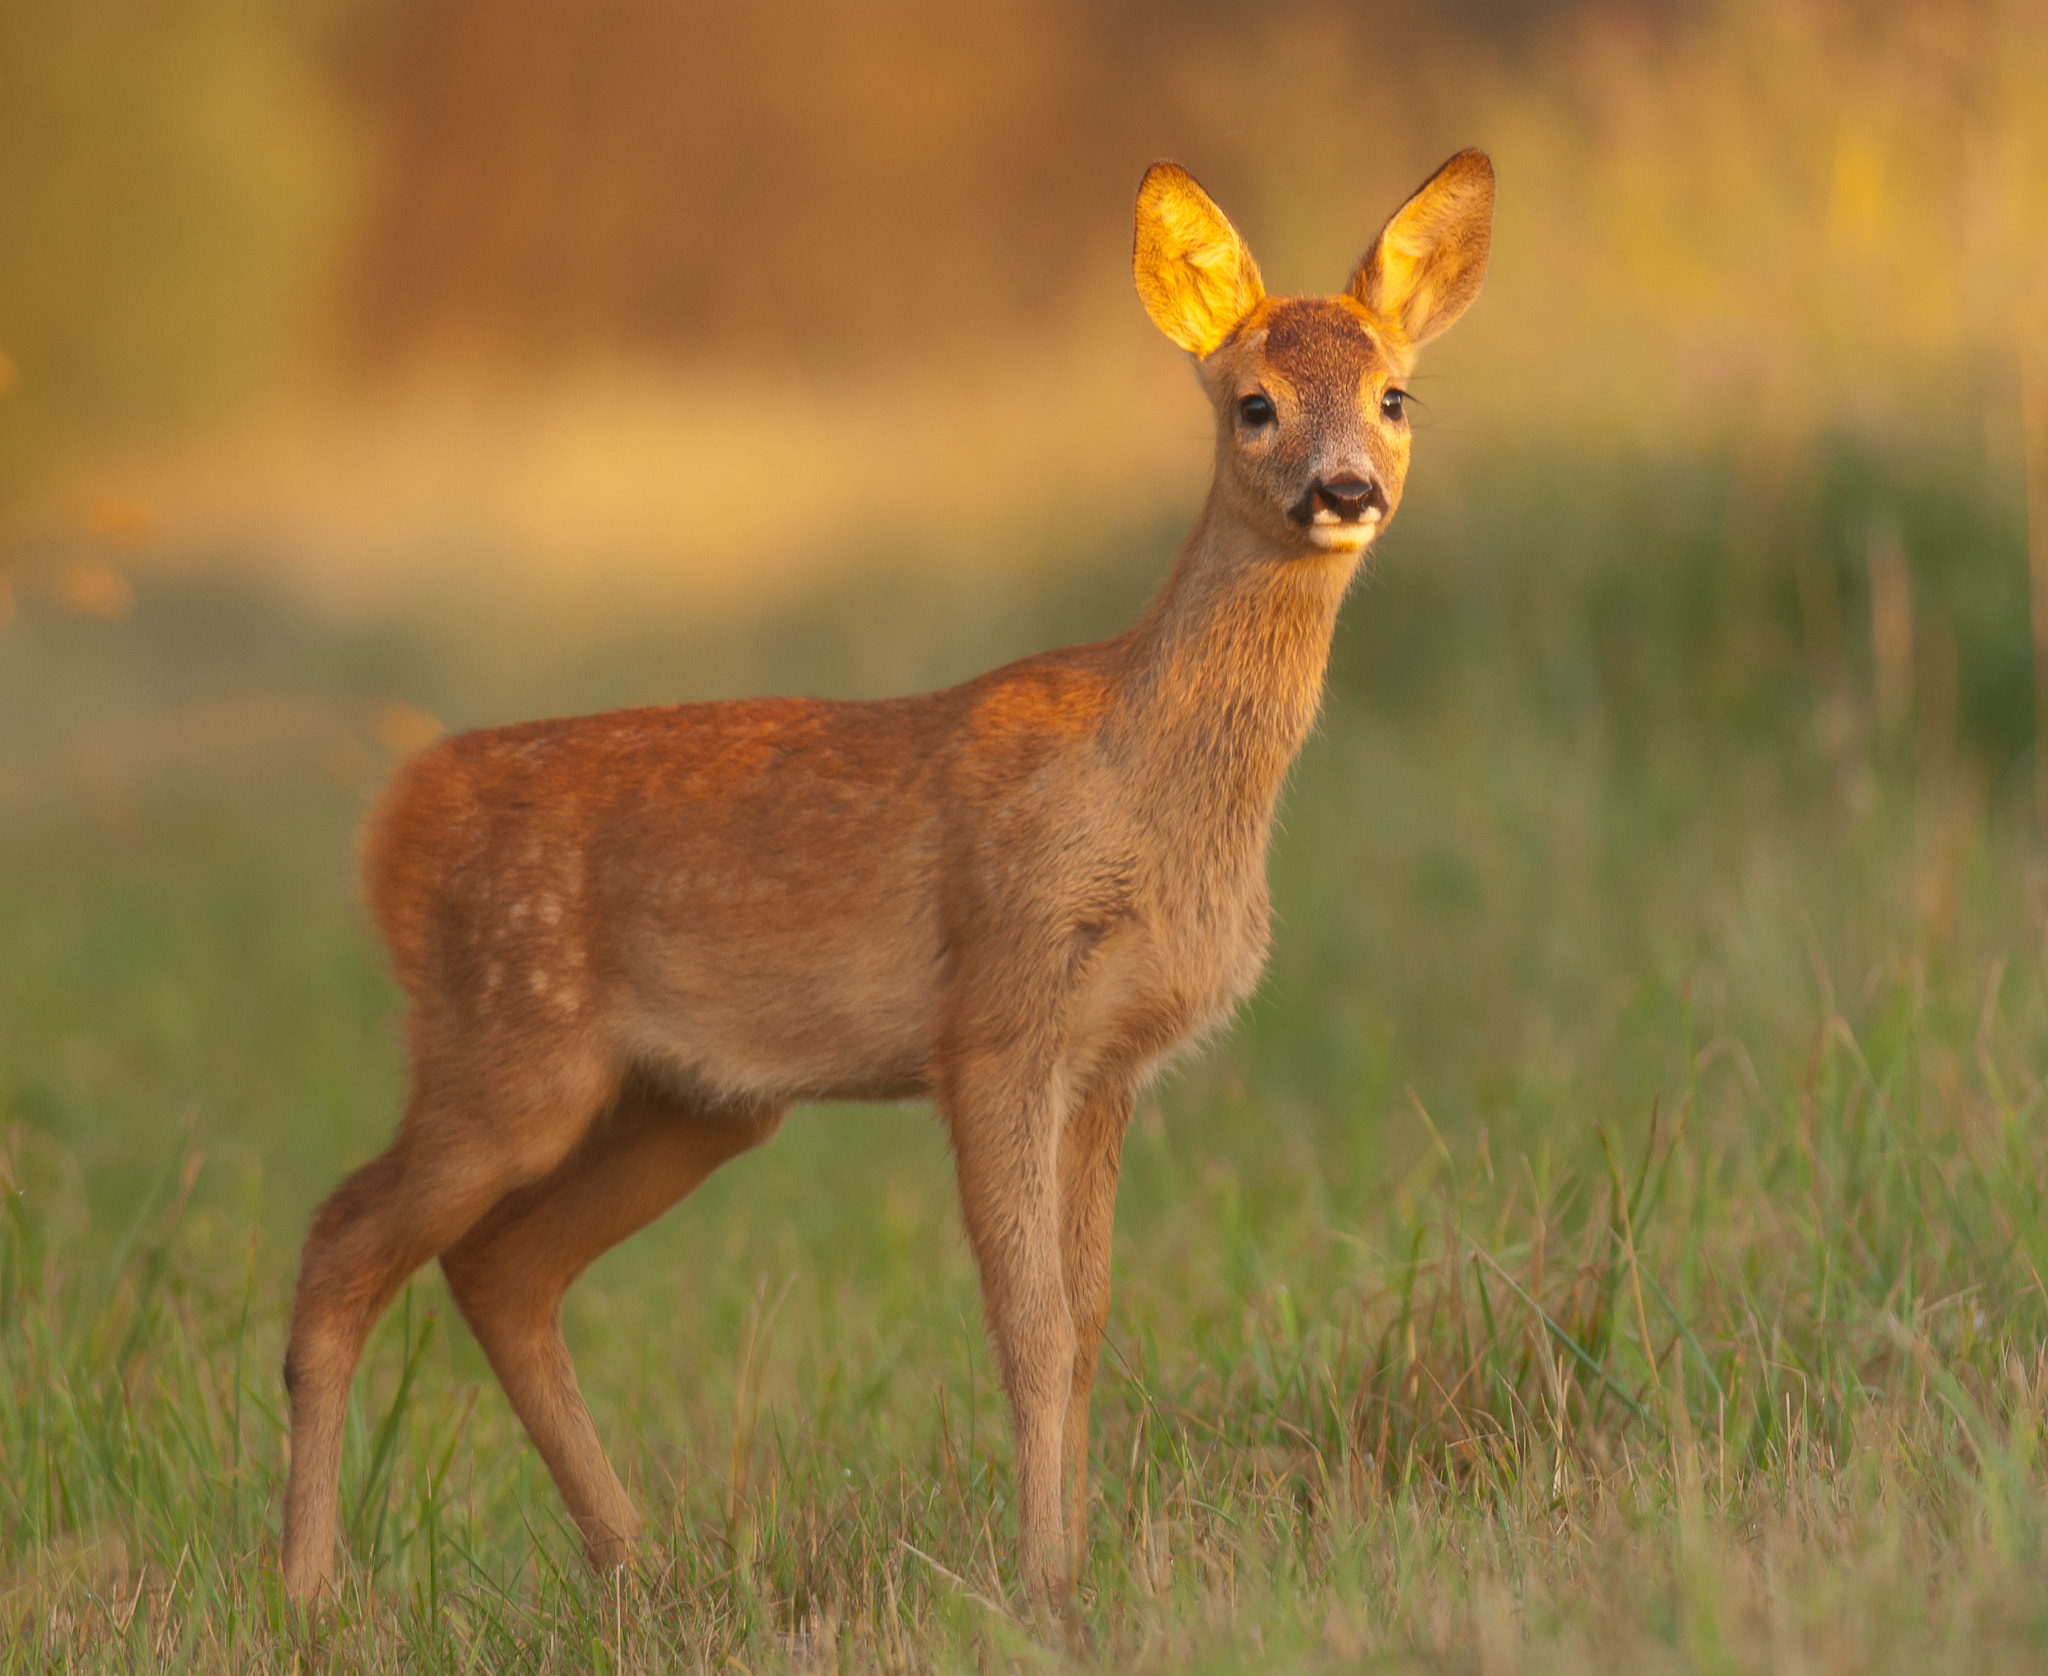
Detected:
left=1133, top=163, right=1266, bottom=358
left=1349, top=149, right=1494, bottom=350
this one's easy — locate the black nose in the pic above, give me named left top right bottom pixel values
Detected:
left=1313, top=476, right=1387, bottom=521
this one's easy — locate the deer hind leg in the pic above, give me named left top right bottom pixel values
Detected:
left=1056, top=1077, right=1135, bottom=1578
left=947, top=1053, right=1074, bottom=1600
left=438, top=1078, right=786, bottom=1574
left=281, top=1053, right=617, bottom=1603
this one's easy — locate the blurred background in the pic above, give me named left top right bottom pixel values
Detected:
left=3, top=0, right=2048, bottom=1271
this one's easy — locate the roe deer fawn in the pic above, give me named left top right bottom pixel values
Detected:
left=281, top=149, right=1494, bottom=1605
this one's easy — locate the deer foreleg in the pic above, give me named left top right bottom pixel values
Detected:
left=1056, top=1076, right=1134, bottom=1577
left=946, top=1052, right=1075, bottom=1599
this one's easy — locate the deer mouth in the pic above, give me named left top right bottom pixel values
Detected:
left=1302, top=512, right=1382, bottom=553
left=1288, top=491, right=1385, bottom=551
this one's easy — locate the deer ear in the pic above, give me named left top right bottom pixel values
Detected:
left=1349, top=149, right=1494, bottom=349
left=1133, top=164, right=1266, bottom=358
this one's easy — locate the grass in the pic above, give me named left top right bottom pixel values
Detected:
left=5, top=439, right=2048, bottom=1669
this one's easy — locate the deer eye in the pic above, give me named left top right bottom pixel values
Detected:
left=1237, top=392, right=1275, bottom=428
left=1380, top=388, right=1409, bottom=423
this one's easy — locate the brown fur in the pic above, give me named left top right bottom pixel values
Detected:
left=279, top=149, right=1495, bottom=1605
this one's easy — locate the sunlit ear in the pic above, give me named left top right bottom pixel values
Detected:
left=1133, top=163, right=1266, bottom=358
left=1349, top=149, right=1494, bottom=349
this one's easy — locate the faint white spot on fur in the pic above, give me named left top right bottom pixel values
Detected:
left=483, top=959, right=503, bottom=994
left=538, top=894, right=561, bottom=926
left=524, top=842, right=543, bottom=865
left=510, top=898, right=530, bottom=925
left=529, top=969, right=551, bottom=996
left=554, top=987, right=581, bottom=1017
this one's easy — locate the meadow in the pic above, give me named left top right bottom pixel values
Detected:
left=5, top=420, right=2048, bottom=1673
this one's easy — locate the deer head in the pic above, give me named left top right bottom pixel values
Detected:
left=1134, top=150, right=1495, bottom=560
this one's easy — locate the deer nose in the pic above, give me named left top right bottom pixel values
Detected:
left=1312, top=476, right=1387, bottom=521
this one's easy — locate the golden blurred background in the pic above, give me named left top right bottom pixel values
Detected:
left=3, top=0, right=2041, bottom=624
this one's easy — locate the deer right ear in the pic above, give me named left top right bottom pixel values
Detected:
left=1133, top=164, right=1266, bottom=358
left=1349, top=149, right=1495, bottom=350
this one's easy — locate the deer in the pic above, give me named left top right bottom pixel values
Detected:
left=279, top=149, right=1494, bottom=1606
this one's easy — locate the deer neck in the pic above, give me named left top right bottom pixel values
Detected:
left=1110, top=488, right=1353, bottom=852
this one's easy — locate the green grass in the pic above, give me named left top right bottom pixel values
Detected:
left=6, top=442, right=2048, bottom=1669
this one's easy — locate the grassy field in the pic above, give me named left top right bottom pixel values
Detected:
left=5, top=439, right=2048, bottom=1671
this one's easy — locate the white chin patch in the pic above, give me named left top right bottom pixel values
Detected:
left=1308, top=514, right=1381, bottom=551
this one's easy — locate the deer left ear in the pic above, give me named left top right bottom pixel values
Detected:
left=1349, top=149, right=1494, bottom=349
left=1133, top=163, right=1266, bottom=358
